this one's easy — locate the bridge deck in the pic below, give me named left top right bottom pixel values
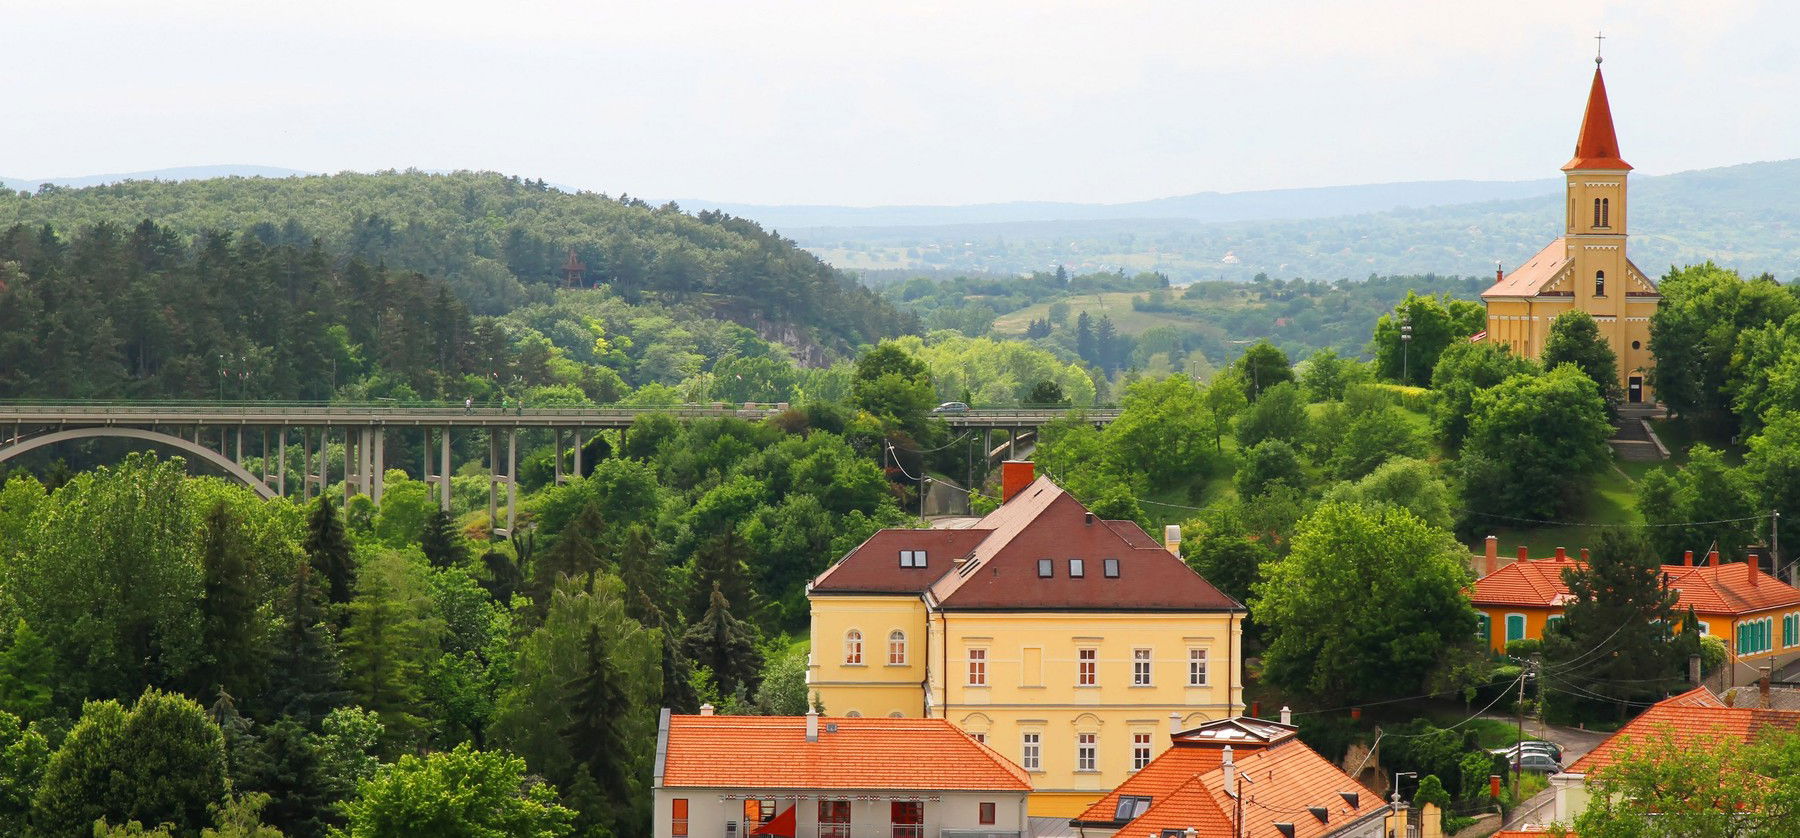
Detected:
left=0, top=403, right=1117, bottom=429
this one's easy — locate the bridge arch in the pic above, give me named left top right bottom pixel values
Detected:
left=0, top=427, right=277, bottom=500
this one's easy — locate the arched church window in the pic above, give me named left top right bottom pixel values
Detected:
left=1595, top=271, right=1606, bottom=297
left=1601, top=197, right=1610, bottom=227
left=1593, top=198, right=1602, bottom=227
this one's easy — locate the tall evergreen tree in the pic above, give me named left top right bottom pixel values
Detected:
left=535, top=500, right=606, bottom=600
left=303, top=495, right=354, bottom=606
left=686, top=529, right=755, bottom=624
left=261, top=564, right=348, bottom=723
left=1075, top=312, right=1096, bottom=366
left=235, top=717, right=332, bottom=838
left=339, top=551, right=440, bottom=745
left=419, top=508, right=464, bottom=569
left=560, top=625, right=632, bottom=832
left=0, top=619, right=55, bottom=720
left=681, top=583, right=763, bottom=699
left=194, top=502, right=263, bottom=700
left=1542, top=528, right=1686, bottom=720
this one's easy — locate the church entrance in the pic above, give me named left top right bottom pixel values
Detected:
left=1628, top=376, right=1643, bottom=403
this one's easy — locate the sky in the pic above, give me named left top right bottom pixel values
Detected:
left=5, top=0, right=1797, bottom=206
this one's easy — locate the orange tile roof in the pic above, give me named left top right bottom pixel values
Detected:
left=1482, top=239, right=1571, bottom=299
left=658, top=714, right=1031, bottom=791
left=1076, top=721, right=1381, bottom=838
left=1496, top=831, right=1574, bottom=838
left=1564, top=66, right=1631, bottom=171
left=1564, top=688, right=1800, bottom=775
left=1471, top=556, right=1800, bottom=617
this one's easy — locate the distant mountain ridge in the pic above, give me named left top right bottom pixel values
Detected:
left=0, top=165, right=312, bottom=193
left=680, top=178, right=1563, bottom=229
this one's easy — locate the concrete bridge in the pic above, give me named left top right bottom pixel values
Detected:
left=0, top=402, right=1115, bottom=537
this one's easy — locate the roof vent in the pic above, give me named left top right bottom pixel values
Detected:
left=825, top=722, right=839, bottom=733
left=1307, top=806, right=1328, bottom=823
left=1084, top=512, right=1094, bottom=525
left=1274, top=823, right=1296, bottom=838
left=1338, top=792, right=1359, bottom=808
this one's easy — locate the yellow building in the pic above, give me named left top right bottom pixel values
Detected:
left=1481, top=58, right=1661, bottom=404
left=808, top=467, right=1245, bottom=818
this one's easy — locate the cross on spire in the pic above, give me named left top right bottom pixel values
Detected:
left=1594, top=31, right=1606, bottom=65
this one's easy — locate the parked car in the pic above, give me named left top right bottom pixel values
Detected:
left=931, top=401, right=971, bottom=413
left=1492, top=750, right=1563, bottom=774
left=1490, top=740, right=1563, bottom=762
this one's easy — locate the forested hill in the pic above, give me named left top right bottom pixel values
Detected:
left=0, top=171, right=916, bottom=353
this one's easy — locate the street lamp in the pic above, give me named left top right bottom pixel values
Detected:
left=1400, top=318, right=1413, bottom=384
left=1391, top=770, right=1417, bottom=809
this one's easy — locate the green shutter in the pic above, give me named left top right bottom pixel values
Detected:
left=1506, top=614, right=1526, bottom=643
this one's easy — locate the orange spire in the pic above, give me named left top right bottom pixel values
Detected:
left=1564, top=64, right=1631, bottom=171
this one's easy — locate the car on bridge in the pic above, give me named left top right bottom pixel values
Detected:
left=930, top=401, right=970, bottom=414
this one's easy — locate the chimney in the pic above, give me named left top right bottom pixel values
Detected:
left=1496, top=264, right=1505, bottom=284
left=699, top=703, right=715, bottom=716
left=1749, top=560, right=1759, bottom=588
left=1000, top=461, right=1034, bottom=503
left=1689, top=654, right=1702, bottom=686
left=1684, top=550, right=1694, bottom=566
left=1165, top=525, right=1183, bottom=556
left=1280, top=705, right=1292, bottom=725
left=1222, top=745, right=1236, bottom=791
left=1555, top=547, right=1567, bottom=562
left=1517, top=546, right=1529, bottom=563
left=1580, top=548, right=1590, bottom=562
left=1483, top=536, right=1499, bottom=577
left=1761, top=669, right=1773, bottom=709
left=806, top=708, right=819, bottom=742
left=1707, top=549, right=1719, bottom=566
left=1170, top=712, right=1183, bottom=737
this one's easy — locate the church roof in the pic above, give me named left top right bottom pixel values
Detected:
left=1564, top=65, right=1632, bottom=171
left=1481, top=239, right=1570, bottom=298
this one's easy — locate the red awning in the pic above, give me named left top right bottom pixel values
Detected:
left=750, top=806, right=796, bottom=838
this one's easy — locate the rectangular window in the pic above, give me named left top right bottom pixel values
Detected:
left=1021, top=733, right=1041, bottom=771
left=1078, top=648, right=1096, bottom=686
left=970, top=732, right=985, bottom=745
left=979, top=802, right=996, bottom=825
left=745, top=799, right=774, bottom=827
left=1188, top=648, right=1208, bottom=686
left=819, top=800, right=851, bottom=838
left=1133, top=648, right=1152, bottom=686
left=1077, top=733, right=1097, bottom=771
left=1133, top=733, right=1152, bottom=770
left=891, top=801, right=924, bottom=838
left=1115, top=795, right=1153, bottom=821
left=1505, top=614, right=1527, bottom=643
left=672, top=799, right=689, bottom=837
left=1038, top=558, right=1053, bottom=578
left=967, top=648, right=987, bottom=686
left=1104, top=558, right=1120, bottom=578
left=1069, top=558, right=1085, bottom=577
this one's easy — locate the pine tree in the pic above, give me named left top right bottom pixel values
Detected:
left=0, top=619, right=55, bottom=720
left=303, top=495, right=354, bottom=606
left=1095, top=315, right=1120, bottom=373
left=419, top=508, right=464, bottom=569
left=339, top=551, right=438, bottom=744
left=261, top=564, right=348, bottom=724
left=1543, top=528, right=1684, bottom=719
left=534, top=500, right=605, bottom=600
left=686, top=529, right=755, bottom=624
left=234, top=718, right=331, bottom=838
left=1075, top=312, right=1096, bottom=365
left=195, top=502, right=263, bottom=700
left=560, top=625, right=632, bottom=827
left=681, top=583, right=763, bottom=698
left=617, top=524, right=665, bottom=624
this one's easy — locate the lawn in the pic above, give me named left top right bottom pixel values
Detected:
left=1468, top=457, right=1643, bottom=556
left=991, top=291, right=1207, bottom=337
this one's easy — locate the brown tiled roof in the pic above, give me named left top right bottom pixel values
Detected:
left=1564, top=687, right=1800, bottom=774
left=1107, top=520, right=1163, bottom=549
left=1077, top=724, right=1382, bottom=838
left=1564, top=66, right=1631, bottom=171
left=1471, top=556, right=1800, bottom=616
left=659, top=714, right=1031, bottom=791
left=1482, top=239, right=1571, bottom=299
left=930, top=477, right=1241, bottom=612
left=810, top=528, right=991, bottom=595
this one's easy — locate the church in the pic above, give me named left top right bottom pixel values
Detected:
left=1480, top=55, right=1660, bottom=404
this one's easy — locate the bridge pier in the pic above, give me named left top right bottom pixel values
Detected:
left=440, top=428, right=452, bottom=511
left=487, top=429, right=517, bottom=539
left=572, top=428, right=583, bottom=478
left=277, top=429, right=287, bottom=497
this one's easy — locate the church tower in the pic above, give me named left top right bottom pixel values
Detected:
left=1481, top=52, right=1660, bottom=403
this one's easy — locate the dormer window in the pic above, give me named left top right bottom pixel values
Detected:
left=1104, top=558, right=1120, bottom=578
left=1115, top=795, right=1153, bottom=821
left=1069, top=558, right=1085, bottom=577
left=899, top=550, right=928, bottom=568
left=1037, top=559, right=1053, bottom=578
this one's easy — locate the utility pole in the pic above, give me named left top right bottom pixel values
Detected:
left=1513, top=658, right=1532, bottom=802
left=1774, top=510, right=1784, bottom=584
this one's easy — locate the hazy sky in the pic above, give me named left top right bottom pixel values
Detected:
left=6, top=0, right=1796, bottom=205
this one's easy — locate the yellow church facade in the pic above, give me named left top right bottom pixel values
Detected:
left=807, top=469, right=1244, bottom=818
left=1481, top=60, right=1660, bottom=403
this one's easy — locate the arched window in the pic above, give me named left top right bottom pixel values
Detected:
left=1601, top=197, right=1610, bottom=227
left=887, top=630, right=907, bottom=665
left=1595, top=271, right=1606, bottom=297
left=844, top=630, right=863, bottom=665
left=1593, top=198, right=1602, bottom=227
